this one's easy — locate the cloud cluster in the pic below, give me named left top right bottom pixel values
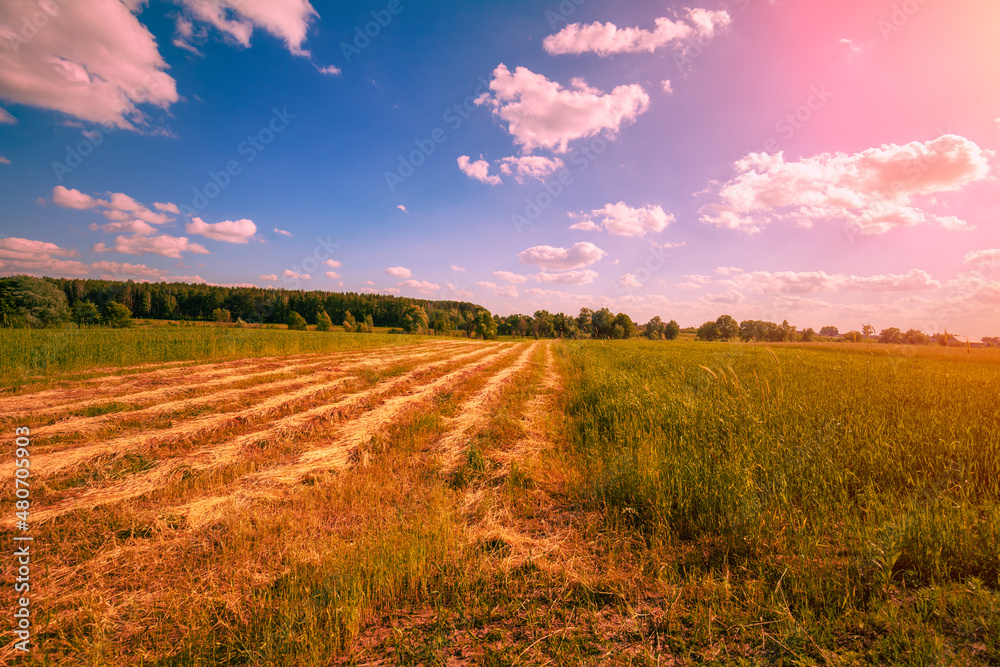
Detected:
left=569, top=202, right=673, bottom=237
left=476, top=65, right=649, bottom=154
left=714, top=268, right=942, bottom=293
left=457, top=155, right=501, bottom=185
left=701, top=135, right=992, bottom=234
left=0, top=0, right=317, bottom=129
left=543, top=8, right=731, bottom=57
left=0, top=235, right=191, bottom=280
left=53, top=186, right=256, bottom=257
left=518, top=242, right=607, bottom=272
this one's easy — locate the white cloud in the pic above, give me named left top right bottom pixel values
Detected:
left=186, top=217, right=257, bottom=243
left=93, top=234, right=210, bottom=259
left=518, top=242, right=607, bottom=271
left=397, top=205, right=408, bottom=213
left=174, top=0, right=318, bottom=57
left=361, top=280, right=375, bottom=286
left=283, top=269, right=310, bottom=280
left=476, top=64, right=649, bottom=153
left=476, top=281, right=498, bottom=289
left=451, top=264, right=466, bottom=272
left=89, top=220, right=157, bottom=235
left=716, top=268, right=942, bottom=294
left=260, top=273, right=278, bottom=281
left=274, top=227, right=293, bottom=237
left=399, top=279, right=440, bottom=295
left=325, top=271, right=341, bottom=279
left=964, top=249, right=1000, bottom=266
left=568, top=202, right=674, bottom=237
left=701, top=135, right=992, bottom=234
left=457, top=155, right=501, bottom=185
left=619, top=274, right=642, bottom=288
left=705, top=289, right=745, bottom=304
left=493, top=270, right=528, bottom=284
left=661, top=80, right=673, bottom=94
left=498, top=155, right=565, bottom=183
left=0, top=237, right=79, bottom=261
left=543, top=8, right=730, bottom=56
left=0, top=108, right=15, bottom=124
left=89, top=260, right=167, bottom=280
left=384, top=266, right=412, bottom=278
left=155, top=202, right=181, bottom=214
left=535, top=270, right=599, bottom=285
left=0, top=156, right=10, bottom=165
left=324, top=259, right=341, bottom=268
left=0, top=0, right=179, bottom=129
left=317, top=64, right=341, bottom=76
left=496, top=285, right=519, bottom=298
left=52, top=186, right=173, bottom=225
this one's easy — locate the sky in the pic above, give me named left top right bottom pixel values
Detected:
left=1, top=0, right=999, bottom=338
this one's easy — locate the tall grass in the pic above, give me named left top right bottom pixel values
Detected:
left=0, top=327, right=423, bottom=388
left=562, top=340, right=1000, bottom=602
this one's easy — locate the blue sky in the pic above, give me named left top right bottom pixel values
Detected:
left=1, top=0, right=999, bottom=337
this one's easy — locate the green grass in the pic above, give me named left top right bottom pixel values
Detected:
left=0, top=326, right=424, bottom=388
left=559, top=339, right=1000, bottom=663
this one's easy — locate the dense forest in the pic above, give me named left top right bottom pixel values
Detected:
left=1, top=275, right=997, bottom=346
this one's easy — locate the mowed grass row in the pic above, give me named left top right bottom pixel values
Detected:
left=0, top=327, right=427, bottom=388
left=560, top=340, right=1000, bottom=663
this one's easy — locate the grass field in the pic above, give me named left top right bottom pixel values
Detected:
left=1, top=332, right=998, bottom=664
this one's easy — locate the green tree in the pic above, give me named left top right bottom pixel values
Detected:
left=103, top=301, right=133, bottom=328
left=879, top=327, right=903, bottom=344
left=212, top=308, right=231, bottom=323
left=644, top=315, right=665, bottom=339
left=664, top=320, right=680, bottom=340
left=287, top=311, right=308, bottom=331
left=696, top=320, right=720, bottom=341
left=819, top=326, right=839, bottom=337
left=715, top=314, right=739, bottom=341
left=843, top=330, right=863, bottom=343
left=613, top=312, right=636, bottom=339
left=402, top=305, right=428, bottom=334
left=342, top=310, right=357, bottom=332
left=363, top=314, right=375, bottom=333
left=72, top=300, right=101, bottom=326
left=316, top=310, right=334, bottom=332
left=800, top=327, right=816, bottom=342
left=903, top=328, right=929, bottom=345
left=473, top=309, right=497, bottom=340
left=9, top=275, right=68, bottom=327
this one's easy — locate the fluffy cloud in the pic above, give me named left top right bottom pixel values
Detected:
left=705, top=289, right=745, bottom=304
left=0, top=108, right=15, bottom=124
left=518, top=242, right=607, bottom=271
left=476, top=281, right=497, bottom=289
left=569, top=202, right=673, bottom=237
left=716, top=268, right=941, bottom=293
left=457, top=155, right=501, bottom=185
left=325, top=271, right=341, bottom=279
left=384, top=266, right=412, bottom=278
left=661, top=80, right=673, bottom=94
left=0, top=236, right=79, bottom=261
left=543, top=8, right=730, bottom=56
left=0, top=0, right=179, bottom=129
left=476, top=65, right=649, bottom=153
left=283, top=269, right=310, bottom=280
left=496, top=285, right=519, bottom=298
left=964, top=249, right=1000, bottom=266
left=186, top=217, right=257, bottom=243
left=397, top=205, right=408, bottom=213
left=498, top=155, right=565, bottom=184
left=274, top=227, right=293, bottom=237
left=174, top=0, right=318, bottom=56
left=52, top=186, right=173, bottom=225
left=399, top=279, right=440, bottom=295
left=493, top=270, right=528, bottom=284
left=534, top=270, right=598, bottom=285
left=324, top=259, right=341, bottom=268
left=451, top=265, right=466, bottom=272
left=0, top=236, right=181, bottom=279
left=0, top=156, right=10, bottom=165
left=619, top=274, right=642, bottom=289
left=89, top=260, right=167, bottom=280
left=94, top=235, right=209, bottom=259
left=701, top=135, right=992, bottom=234
left=89, top=220, right=157, bottom=235
left=260, top=274, right=278, bottom=281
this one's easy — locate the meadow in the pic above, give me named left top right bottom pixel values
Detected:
left=1, top=331, right=997, bottom=664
